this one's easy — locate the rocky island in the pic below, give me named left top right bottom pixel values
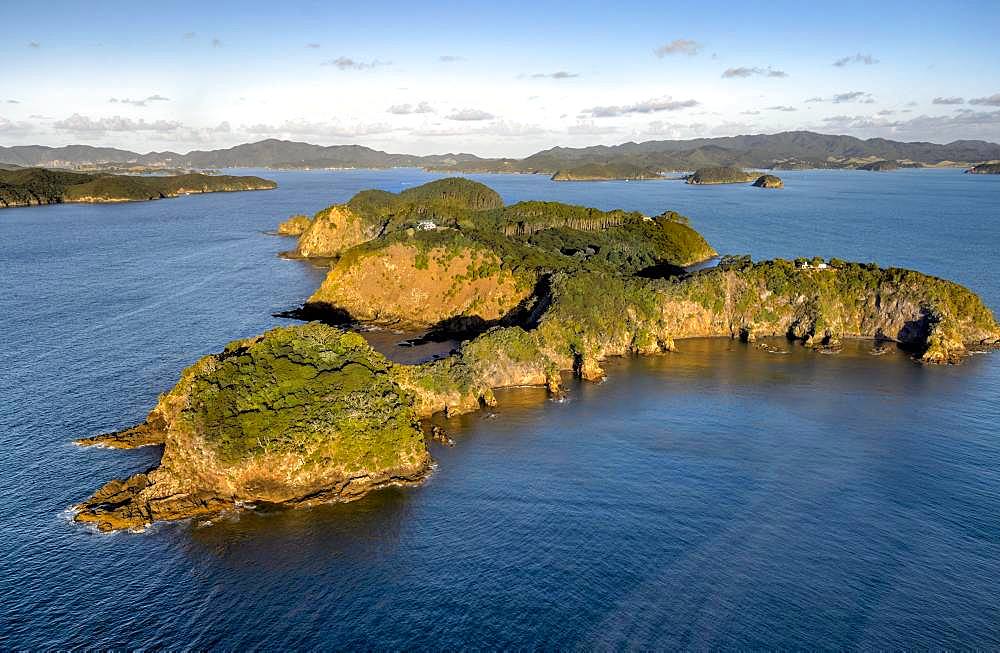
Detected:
left=685, top=166, right=761, bottom=185
left=551, top=163, right=662, bottom=181
left=0, top=167, right=276, bottom=208
left=75, top=178, right=1000, bottom=531
left=752, top=174, right=784, bottom=188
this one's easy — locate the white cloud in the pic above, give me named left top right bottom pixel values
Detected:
left=529, top=71, right=579, bottom=79
left=53, top=114, right=183, bottom=134
left=833, top=53, right=879, bottom=67
left=654, top=39, right=702, bottom=57
left=933, top=96, right=964, bottom=105
left=445, top=108, right=495, bottom=121
left=969, top=93, right=1000, bottom=107
left=722, top=67, right=788, bottom=79
left=109, top=94, right=171, bottom=108
left=321, top=56, right=390, bottom=70
left=387, top=102, right=434, bottom=115
left=585, top=96, right=699, bottom=117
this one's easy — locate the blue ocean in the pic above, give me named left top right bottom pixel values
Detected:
left=2, top=168, right=999, bottom=648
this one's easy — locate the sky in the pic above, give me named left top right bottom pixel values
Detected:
left=2, top=0, right=999, bottom=157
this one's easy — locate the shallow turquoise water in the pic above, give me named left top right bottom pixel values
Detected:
left=1, top=168, right=998, bottom=648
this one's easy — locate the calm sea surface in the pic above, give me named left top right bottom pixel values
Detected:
left=2, top=168, right=999, bottom=649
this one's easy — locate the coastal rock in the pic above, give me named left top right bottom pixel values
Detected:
left=752, top=174, right=784, bottom=189
left=76, top=423, right=163, bottom=449
left=294, top=204, right=385, bottom=258
left=76, top=325, right=430, bottom=531
left=276, top=214, right=312, bottom=236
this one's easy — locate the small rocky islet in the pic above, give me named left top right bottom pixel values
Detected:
left=75, top=177, right=1000, bottom=531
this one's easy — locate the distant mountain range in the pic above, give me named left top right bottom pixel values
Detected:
left=2, top=131, right=999, bottom=174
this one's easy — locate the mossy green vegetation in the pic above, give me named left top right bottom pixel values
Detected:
left=181, top=325, right=424, bottom=468
left=0, top=167, right=275, bottom=208
left=551, top=162, right=661, bottom=181
left=685, top=166, right=759, bottom=185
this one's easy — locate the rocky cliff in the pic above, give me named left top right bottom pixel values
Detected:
left=306, top=232, right=536, bottom=327
left=276, top=214, right=312, bottom=236
left=75, top=326, right=430, bottom=532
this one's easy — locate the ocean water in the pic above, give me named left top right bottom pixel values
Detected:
left=1, top=168, right=999, bottom=649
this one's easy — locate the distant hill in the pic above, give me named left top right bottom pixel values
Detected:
left=2, top=131, right=1000, bottom=174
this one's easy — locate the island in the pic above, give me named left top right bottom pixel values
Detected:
left=685, top=166, right=760, bottom=185
left=276, top=214, right=312, bottom=235
left=857, top=160, right=900, bottom=172
left=966, top=163, right=1000, bottom=174
left=551, top=163, right=662, bottom=181
left=752, top=174, right=784, bottom=189
left=0, top=167, right=276, bottom=208
left=74, top=178, right=1000, bottom=532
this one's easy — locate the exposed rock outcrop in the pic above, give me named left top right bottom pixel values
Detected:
left=753, top=174, right=784, bottom=188
left=276, top=214, right=312, bottom=236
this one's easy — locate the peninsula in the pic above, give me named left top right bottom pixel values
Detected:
left=75, top=178, right=1000, bottom=532
left=0, top=168, right=276, bottom=208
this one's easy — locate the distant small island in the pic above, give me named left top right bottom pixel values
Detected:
left=752, top=174, right=784, bottom=189
left=0, top=168, right=276, bottom=209
left=686, top=167, right=761, bottom=185
left=966, top=163, right=1000, bottom=175
left=551, top=163, right=661, bottom=181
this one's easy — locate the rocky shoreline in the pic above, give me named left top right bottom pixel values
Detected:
left=75, top=178, right=1000, bottom=532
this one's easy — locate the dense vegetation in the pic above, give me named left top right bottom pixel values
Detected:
left=551, top=163, right=661, bottom=181
left=686, top=167, right=759, bottom=185
left=298, top=179, right=716, bottom=274
left=0, top=167, right=275, bottom=208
